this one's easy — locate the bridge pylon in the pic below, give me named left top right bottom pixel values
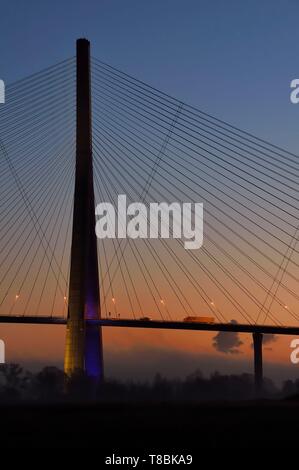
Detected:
left=253, top=332, right=263, bottom=397
left=64, top=39, right=103, bottom=380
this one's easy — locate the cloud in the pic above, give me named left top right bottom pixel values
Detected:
left=263, top=334, right=277, bottom=345
left=212, top=320, right=243, bottom=354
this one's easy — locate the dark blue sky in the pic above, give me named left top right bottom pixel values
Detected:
left=1, top=0, right=299, bottom=150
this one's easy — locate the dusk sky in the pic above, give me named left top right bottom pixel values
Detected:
left=1, top=0, right=299, bottom=150
left=1, top=0, right=299, bottom=384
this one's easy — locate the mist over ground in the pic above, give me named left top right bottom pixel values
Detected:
left=11, top=345, right=299, bottom=387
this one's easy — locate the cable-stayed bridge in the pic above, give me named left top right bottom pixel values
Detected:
left=1, top=39, right=299, bottom=393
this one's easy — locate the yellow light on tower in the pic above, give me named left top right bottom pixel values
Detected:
left=15, top=294, right=20, bottom=300
left=160, top=299, right=165, bottom=305
left=112, top=297, right=116, bottom=304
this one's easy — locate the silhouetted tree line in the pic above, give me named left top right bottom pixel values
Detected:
left=0, top=364, right=298, bottom=403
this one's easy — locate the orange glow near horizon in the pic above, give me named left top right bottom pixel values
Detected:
left=0, top=322, right=298, bottom=385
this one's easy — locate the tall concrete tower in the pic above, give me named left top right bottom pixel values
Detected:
left=64, top=39, right=103, bottom=380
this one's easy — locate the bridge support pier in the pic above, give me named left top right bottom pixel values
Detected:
left=64, top=38, right=103, bottom=381
left=252, top=332, right=263, bottom=397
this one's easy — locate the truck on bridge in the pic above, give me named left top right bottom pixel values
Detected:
left=183, top=316, right=215, bottom=323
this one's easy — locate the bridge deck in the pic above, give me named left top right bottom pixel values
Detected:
left=0, top=316, right=299, bottom=335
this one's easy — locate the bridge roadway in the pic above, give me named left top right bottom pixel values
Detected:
left=0, top=316, right=299, bottom=336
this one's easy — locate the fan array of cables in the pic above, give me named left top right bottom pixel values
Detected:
left=1, top=55, right=299, bottom=326
left=0, top=58, right=76, bottom=318
left=91, top=57, right=299, bottom=326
